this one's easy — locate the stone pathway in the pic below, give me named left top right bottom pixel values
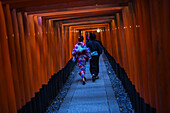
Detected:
left=58, top=55, right=120, bottom=113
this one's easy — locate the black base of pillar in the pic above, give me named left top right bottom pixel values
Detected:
left=103, top=48, right=156, bottom=113
left=17, top=59, right=76, bottom=113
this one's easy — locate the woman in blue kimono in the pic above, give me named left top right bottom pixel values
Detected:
left=72, top=36, right=91, bottom=85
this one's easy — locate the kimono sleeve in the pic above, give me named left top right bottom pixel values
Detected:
left=85, top=47, right=91, bottom=60
left=72, top=45, right=77, bottom=62
left=97, top=42, right=102, bottom=55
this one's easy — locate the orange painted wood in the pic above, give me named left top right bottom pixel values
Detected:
left=125, top=5, right=136, bottom=84
left=51, top=21, right=55, bottom=73
left=34, top=16, right=44, bottom=85
left=73, top=28, right=78, bottom=45
left=37, top=17, right=47, bottom=83
left=11, top=9, right=26, bottom=106
left=28, top=15, right=41, bottom=92
left=55, top=23, right=62, bottom=70
left=46, top=20, right=51, bottom=79
left=118, top=13, right=129, bottom=74
left=96, top=30, right=101, bottom=42
left=119, top=11, right=130, bottom=76
left=48, top=20, right=55, bottom=75
left=105, top=28, right=109, bottom=51
left=105, top=27, right=109, bottom=53
left=64, top=26, right=70, bottom=63
left=69, top=27, right=73, bottom=59
left=64, top=29, right=68, bottom=65
left=23, top=12, right=35, bottom=97
left=107, top=26, right=111, bottom=55
left=76, top=31, right=79, bottom=43
left=161, top=0, right=170, bottom=112
left=134, top=0, right=151, bottom=105
left=51, top=21, right=58, bottom=73
left=100, top=29, right=104, bottom=47
left=133, top=0, right=144, bottom=99
left=125, top=7, right=142, bottom=96
left=1, top=0, right=130, bottom=11
left=65, top=26, right=70, bottom=62
left=53, top=22, right=59, bottom=72
left=61, top=25, right=66, bottom=66
left=17, top=12, right=31, bottom=102
left=60, top=23, right=64, bottom=68
left=46, top=20, right=51, bottom=76
left=110, top=21, right=115, bottom=57
left=82, top=31, right=86, bottom=43
left=122, top=7, right=135, bottom=84
left=111, top=20, right=119, bottom=64
left=42, top=17, right=48, bottom=84
left=66, top=27, right=69, bottom=64
left=0, top=37, right=10, bottom=113
left=57, top=23, right=63, bottom=69
left=108, top=24, right=113, bottom=57
left=149, top=0, right=170, bottom=112
left=102, top=28, right=107, bottom=49
left=133, top=9, right=143, bottom=97
left=70, top=28, right=74, bottom=59
left=0, top=2, right=17, bottom=112
left=52, top=22, right=58, bottom=73
left=126, top=3, right=140, bottom=92
left=75, top=31, right=78, bottom=44
left=106, top=25, right=112, bottom=55
left=116, top=11, right=141, bottom=97
left=38, top=16, right=47, bottom=84
left=4, top=4, right=22, bottom=109
left=64, top=26, right=67, bottom=63
left=138, top=0, right=157, bottom=108
left=72, top=28, right=75, bottom=47
left=58, top=23, right=62, bottom=70
left=115, top=13, right=124, bottom=68
left=68, top=27, right=71, bottom=59
left=67, top=27, right=71, bottom=61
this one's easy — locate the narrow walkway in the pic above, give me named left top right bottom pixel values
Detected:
left=58, top=55, right=120, bottom=113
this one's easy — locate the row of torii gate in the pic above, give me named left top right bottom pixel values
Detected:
left=0, top=0, right=169, bottom=113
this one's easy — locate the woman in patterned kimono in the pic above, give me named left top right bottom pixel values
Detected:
left=72, top=36, right=91, bottom=85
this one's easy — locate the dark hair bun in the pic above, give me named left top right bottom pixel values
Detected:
left=90, top=33, right=96, bottom=40
left=78, top=36, right=84, bottom=42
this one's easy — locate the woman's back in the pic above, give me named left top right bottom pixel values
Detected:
left=74, top=42, right=87, bottom=53
left=72, top=42, right=90, bottom=62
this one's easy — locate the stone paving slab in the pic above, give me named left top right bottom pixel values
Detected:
left=70, top=95, right=107, bottom=105
left=58, top=55, right=120, bottom=113
left=67, top=103, right=110, bottom=113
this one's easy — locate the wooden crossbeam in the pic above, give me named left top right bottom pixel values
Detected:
left=1, top=0, right=131, bottom=12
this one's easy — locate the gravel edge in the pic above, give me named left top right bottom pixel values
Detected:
left=102, top=54, right=135, bottom=113
left=46, top=65, right=78, bottom=113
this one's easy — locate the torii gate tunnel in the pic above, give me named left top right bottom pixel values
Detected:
left=0, top=0, right=169, bottom=113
